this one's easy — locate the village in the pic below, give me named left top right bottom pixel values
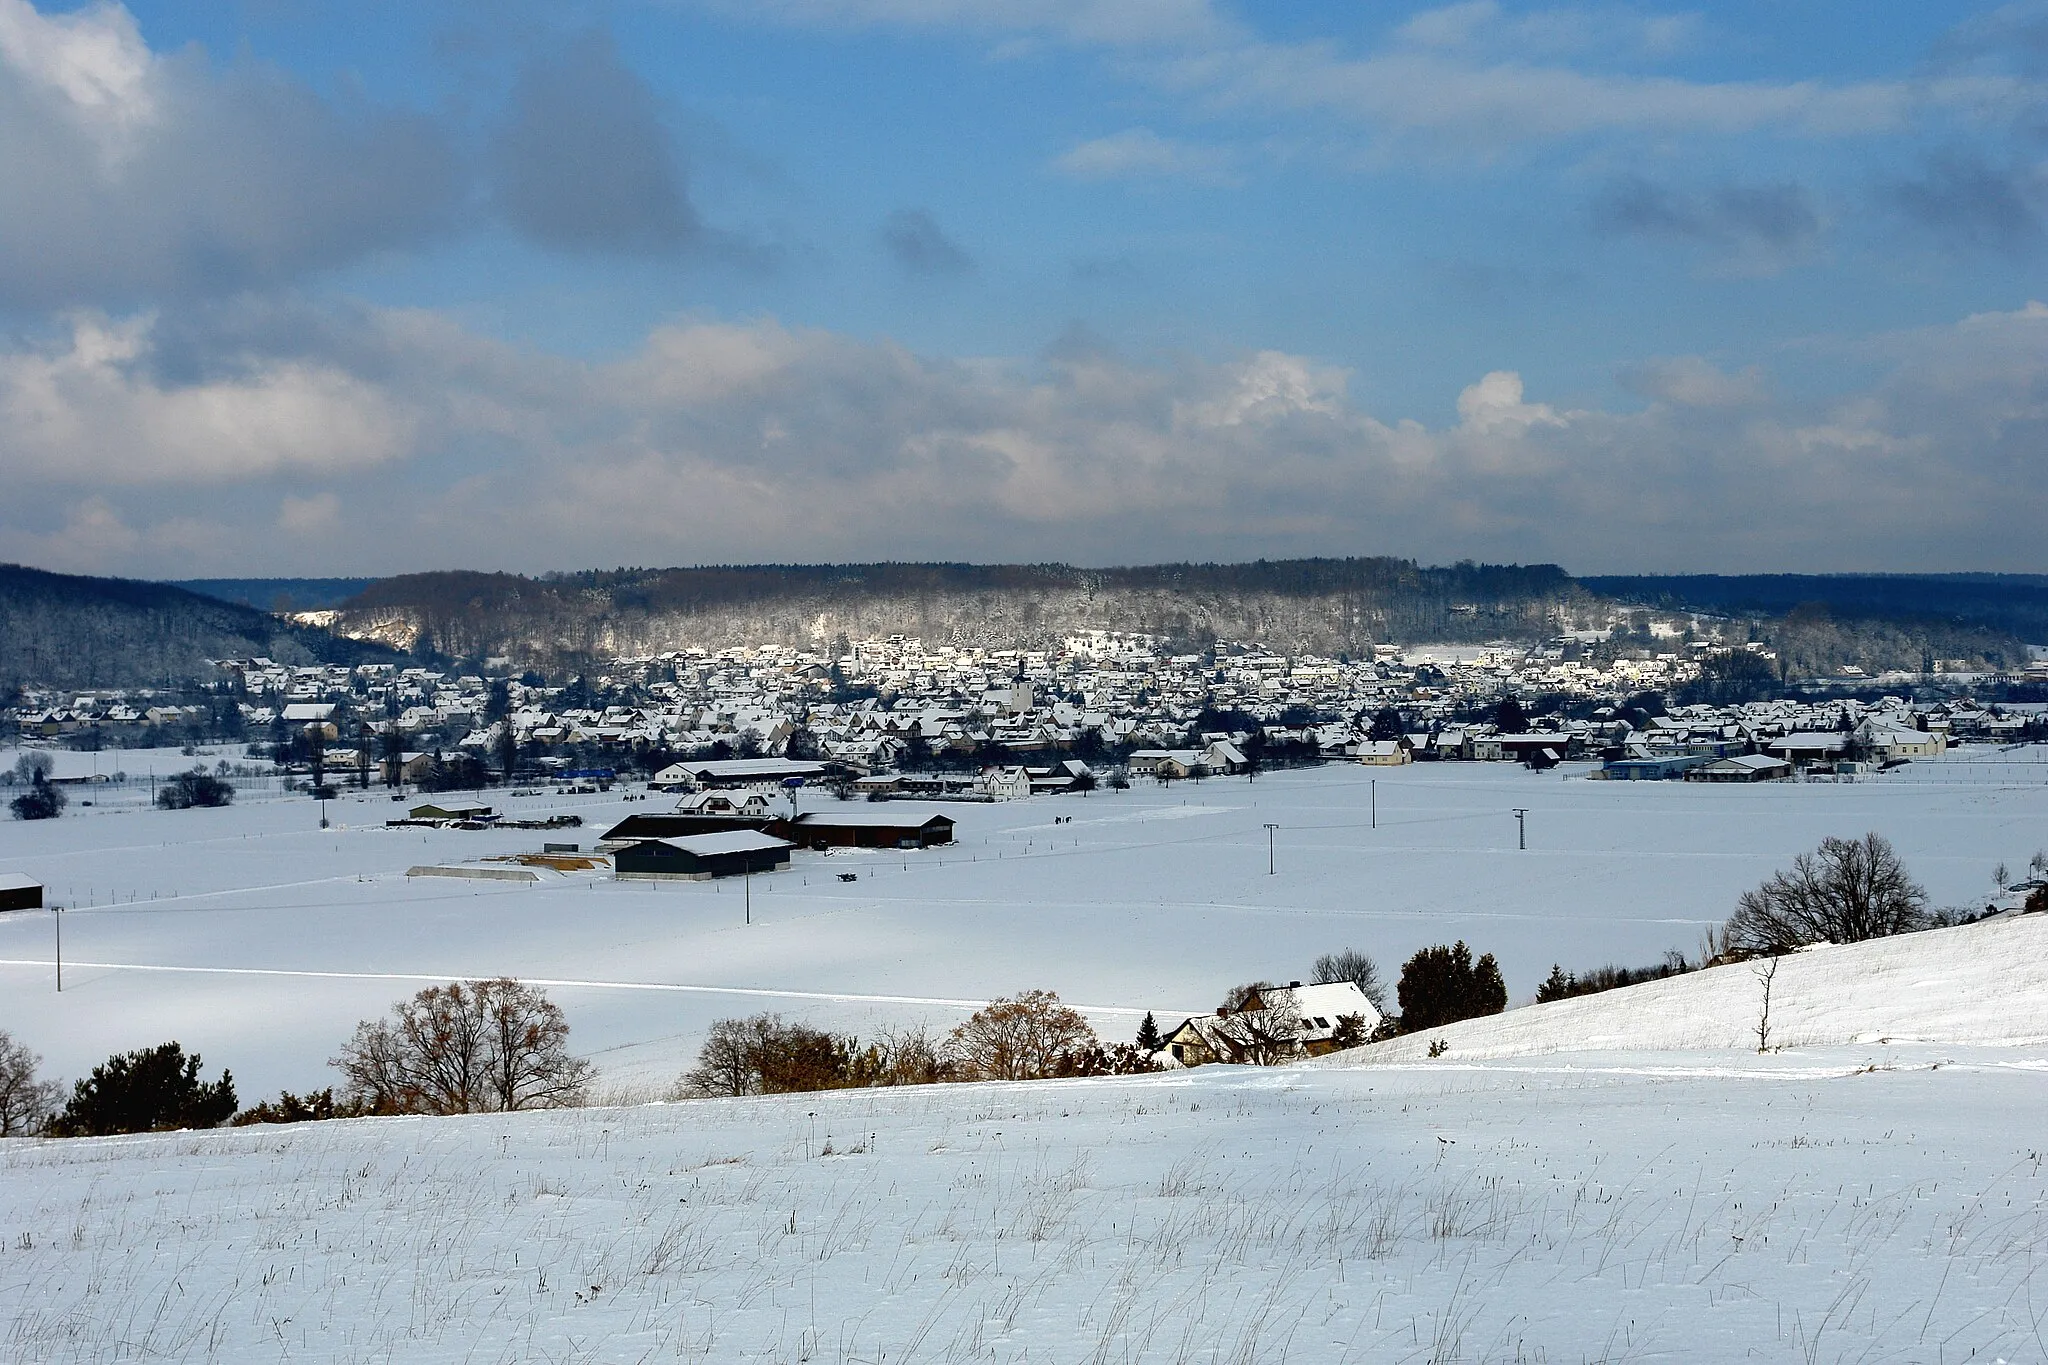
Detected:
left=7, top=624, right=2046, bottom=805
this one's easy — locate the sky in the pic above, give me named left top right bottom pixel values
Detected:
left=0, top=0, right=2044, bottom=579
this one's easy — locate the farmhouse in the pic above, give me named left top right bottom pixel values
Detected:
left=1163, top=980, right=1378, bottom=1067
left=0, top=872, right=43, bottom=912
left=613, top=831, right=793, bottom=881
left=771, top=810, right=956, bottom=849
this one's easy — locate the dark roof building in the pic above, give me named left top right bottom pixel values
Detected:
left=771, top=810, right=956, bottom=849
left=598, top=812, right=774, bottom=849
left=0, top=873, right=43, bottom=912
left=613, top=831, right=793, bottom=881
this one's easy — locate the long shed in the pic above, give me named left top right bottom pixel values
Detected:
left=770, top=811, right=956, bottom=849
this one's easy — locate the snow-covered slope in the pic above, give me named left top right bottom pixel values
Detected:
left=1325, top=911, right=2048, bottom=1065
left=7, top=1043, right=2047, bottom=1364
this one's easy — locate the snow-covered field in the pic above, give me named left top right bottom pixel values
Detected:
left=5, top=1031, right=2046, bottom=1363
left=3, top=747, right=2047, bottom=1098
left=6, top=750, right=2048, bottom=1362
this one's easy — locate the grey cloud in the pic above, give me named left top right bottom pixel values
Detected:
left=1887, top=153, right=2042, bottom=255
left=0, top=7, right=460, bottom=308
left=4, top=300, right=2046, bottom=576
left=881, top=209, right=973, bottom=276
left=491, top=31, right=703, bottom=256
left=1591, top=174, right=1824, bottom=271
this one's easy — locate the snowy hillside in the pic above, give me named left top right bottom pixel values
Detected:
left=1327, top=910, right=2048, bottom=1065
left=6, top=1042, right=2046, bottom=1363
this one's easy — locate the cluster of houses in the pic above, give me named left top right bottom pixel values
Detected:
left=8, top=629, right=2043, bottom=797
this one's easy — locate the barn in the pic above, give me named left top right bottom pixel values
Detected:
left=0, top=872, right=43, bottom=912
left=598, top=813, right=773, bottom=850
left=613, top=831, right=793, bottom=881
left=772, top=811, right=956, bottom=850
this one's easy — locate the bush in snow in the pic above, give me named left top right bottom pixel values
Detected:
left=0, top=1031, right=62, bottom=1136
left=156, top=768, right=235, bottom=809
left=333, top=978, right=593, bottom=1114
left=1723, top=832, right=1928, bottom=958
left=231, top=1088, right=365, bottom=1126
left=9, top=771, right=65, bottom=821
left=1395, top=941, right=1507, bottom=1033
left=1535, top=952, right=1692, bottom=1003
left=48, top=1042, right=237, bottom=1137
left=679, top=1016, right=958, bottom=1096
left=947, top=990, right=1097, bottom=1081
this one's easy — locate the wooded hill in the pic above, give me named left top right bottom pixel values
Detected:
left=328, top=560, right=1593, bottom=672
left=0, top=564, right=397, bottom=689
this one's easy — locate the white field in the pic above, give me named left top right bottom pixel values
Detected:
left=3, top=746, right=2047, bottom=1098
left=6, top=749, right=2048, bottom=1362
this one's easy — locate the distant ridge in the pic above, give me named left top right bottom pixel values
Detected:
left=328, top=559, right=1589, bottom=670
left=173, top=578, right=379, bottom=613
left=0, top=564, right=398, bottom=688
left=1582, top=573, right=2048, bottom=643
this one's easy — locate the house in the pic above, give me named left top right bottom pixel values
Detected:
left=977, top=766, right=1033, bottom=800
left=1163, top=980, right=1378, bottom=1066
left=0, top=872, right=43, bottom=912
left=1352, top=740, right=1411, bottom=766
left=381, top=752, right=437, bottom=784
left=613, top=831, right=793, bottom=881
left=1856, top=721, right=1944, bottom=762
left=675, top=790, right=773, bottom=819
left=281, top=702, right=340, bottom=740
left=770, top=810, right=956, bottom=849
left=1686, top=754, right=1793, bottom=782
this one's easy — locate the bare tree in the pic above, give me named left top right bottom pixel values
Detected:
left=1724, top=833, right=1929, bottom=957
left=947, top=990, right=1096, bottom=1081
left=1202, top=993, right=1307, bottom=1066
left=1311, top=948, right=1387, bottom=1012
left=1752, top=958, right=1779, bottom=1053
left=0, top=1031, right=61, bottom=1136
left=333, top=978, right=592, bottom=1114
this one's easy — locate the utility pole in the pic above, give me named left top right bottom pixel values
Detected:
left=53, top=905, right=62, bottom=993
left=1371, top=779, right=1377, bottom=830
left=1264, top=823, right=1279, bottom=875
left=744, top=862, right=752, bottom=925
left=1512, top=808, right=1528, bottom=850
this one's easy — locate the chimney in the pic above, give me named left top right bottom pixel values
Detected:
left=1215, top=1007, right=1229, bottom=1017
left=1289, top=981, right=1302, bottom=988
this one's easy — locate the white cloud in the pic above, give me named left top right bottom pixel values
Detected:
left=0, top=314, right=415, bottom=484
left=1051, top=127, right=1239, bottom=183
left=2, top=300, right=2045, bottom=575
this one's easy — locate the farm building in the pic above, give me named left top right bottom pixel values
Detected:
left=407, top=802, right=494, bottom=822
left=650, top=758, right=829, bottom=791
left=613, top=831, right=793, bottom=881
left=1686, top=754, right=1794, bottom=782
left=771, top=811, right=956, bottom=849
left=0, top=872, right=43, bottom=912
left=598, top=812, right=773, bottom=850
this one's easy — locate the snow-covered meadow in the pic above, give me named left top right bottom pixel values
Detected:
left=5, top=1032, right=2046, bottom=1363
left=3, top=748, right=2046, bottom=1097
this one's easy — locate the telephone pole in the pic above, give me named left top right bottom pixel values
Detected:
left=1263, top=823, right=1279, bottom=875
left=1371, top=779, right=1377, bottom=830
left=53, top=905, right=63, bottom=993
left=1512, top=808, right=1528, bottom=850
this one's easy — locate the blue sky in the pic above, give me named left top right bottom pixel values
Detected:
left=1, top=0, right=2044, bottom=576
